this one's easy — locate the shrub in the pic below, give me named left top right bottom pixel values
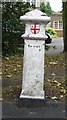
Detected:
left=2, top=2, right=30, bottom=56
left=46, top=27, right=58, bottom=38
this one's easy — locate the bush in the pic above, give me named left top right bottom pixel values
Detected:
left=46, top=27, right=58, bottom=38
left=2, top=2, right=30, bottom=56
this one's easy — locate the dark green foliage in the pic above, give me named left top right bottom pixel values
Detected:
left=63, top=2, right=67, bottom=52
left=40, top=2, right=45, bottom=13
left=40, top=2, right=53, bottom=16
left=2, top=2, right=30, bottom=56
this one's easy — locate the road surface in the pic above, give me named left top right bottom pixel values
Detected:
left=45, top=37, right=64, bottom=55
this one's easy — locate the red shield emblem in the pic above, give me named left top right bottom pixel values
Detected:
left=31, top=24, right=40, bottom=34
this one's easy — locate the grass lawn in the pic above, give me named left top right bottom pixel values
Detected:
left=2, top=53, right=66, bottom=102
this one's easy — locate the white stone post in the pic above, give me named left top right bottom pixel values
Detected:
left=20, top=9, right=50, bottom=99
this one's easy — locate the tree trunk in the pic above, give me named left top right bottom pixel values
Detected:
left=63, top=2, right=67, bottom=52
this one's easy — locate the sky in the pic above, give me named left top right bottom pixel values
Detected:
left=47, top=0, right=62, bottom=12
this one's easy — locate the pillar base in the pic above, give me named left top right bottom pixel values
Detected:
left=20, top=90, right=45, bottom=100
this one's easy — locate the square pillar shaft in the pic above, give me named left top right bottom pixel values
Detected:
left=20, top=40, right=45, bottom=99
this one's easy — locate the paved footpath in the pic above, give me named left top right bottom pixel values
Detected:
left=2, top=98, right=65, bottom=118
left=45, top=37, right=64, bottom=55
left=2, top=78, right=66, bottom=119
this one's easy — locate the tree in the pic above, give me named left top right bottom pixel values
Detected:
left=40, top=2, right=53, bottom=16
left=2, top=2, right=30, bottom=56
left=63, top=2, right=67, bottom=52
left=40, top=2, right=46, bottom=13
